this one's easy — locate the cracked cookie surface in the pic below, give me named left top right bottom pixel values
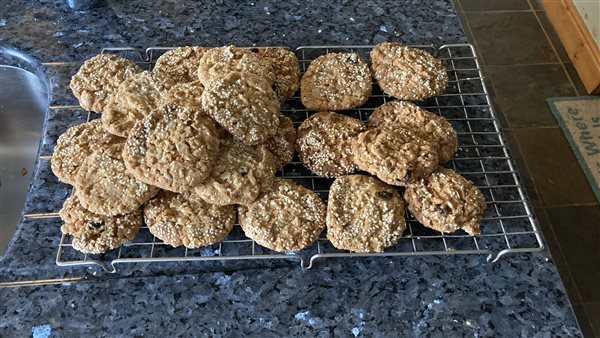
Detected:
left=153, top=46, right=210, bottom=83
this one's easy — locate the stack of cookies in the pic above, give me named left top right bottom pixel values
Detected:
left=52, top=42, right=485, bottom=256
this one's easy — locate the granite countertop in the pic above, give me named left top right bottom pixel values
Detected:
left=0, top=0, right=582, bottom=336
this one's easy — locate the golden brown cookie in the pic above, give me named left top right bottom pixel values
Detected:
left=296, top=111, right=365, bottom=178
left=74, top=143, right=160, bottom=216
left=300, top=53, right=372, bottom=111
left=369, top=100, right=457, bottom=163
left=194, top=139, right=277, bottom=206
left=51, top=120, right=122, bottom=185
left=70, top=53, right=142, bottom=112
left=144, top=191, right=236, bottom=248
left=164, top=80, right=205, bottom=110
left=59, top=195, right=141, bottom=254
left=326, top=175, right=406, bottom=252
left=264, top=115, right=296, bottom=169
left=102, top=71, right=175, bottom=137
left=238, top=178, right=326, bottom=252
left=197, top=45, right=276, bottom=85
left=201, top=71, right=280, bottom=145
left=256, top=47, right=301, bottom=102
left=123, top=104, right=220, bottom=193
left=370, top=42, right=448, bottom=101
left=404, top=167, right=486, bottom=235
left=352, top=128, right=438, bottom=186
left=153, top=46, right=210, bottom=83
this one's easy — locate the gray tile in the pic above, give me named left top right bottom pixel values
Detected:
left=514, top=128, right=598, bottom=205
left=573, top=304, right=597, bottom=338
left=585, top=302, right=600, bottom=337
left=537, top=11, right=571, bottom=63
left=564, top=62, right=590, bottom=96
left=504, top=130, right=542, bottom=206
left=486, top=64, right=575, bottom=128
left=547, top=205, right=600, bottom=302
left=529, top=0, right=544, bottom=10
left=465, top=11, right=558, bottom=65
left=460, top=0, right=531, bottom=11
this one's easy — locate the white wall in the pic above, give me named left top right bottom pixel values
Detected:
left=573, top=0, right=600, bottom=47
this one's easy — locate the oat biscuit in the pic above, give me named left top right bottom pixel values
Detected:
left=194, top=139, right=276, bottom=206
left=70, top=53, right=142, bottom=112
left=265, top=115, right=296, bottom=169
left=59, top=195, right=141, bottom=254
left=369, top=100, right=457, bottom=163
left=352, top=128, right=438, bottom=186
left=370, top=42, right=448, bottom=101
left=404, top=167, right=486, bottom=235
left=300, top=53, right=372, bottom=111
left=238, top=178, right=326, bottom=251
left=153, top=46, right=210, bottom=83
left=102, top=71, right=175, bottom=137
left=51, top=120, right=122, bottom=185
left=202, top=71, right=280, bottom=145
left=197, top=45, right=276, bottom=85
left=296, top=111, right=365, bottom=178
left=123, top=104, right=220, bottom=193
left=144, top=191, right=236, bottom=248
left=326, top=175, right=406, bottom=252
left=256, top=47, right=301, bottom=102
left=74, top=143, right=160, bottom=216
left=164, top=80, right=205, bottom=109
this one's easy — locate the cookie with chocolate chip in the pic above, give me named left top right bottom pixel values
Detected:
left=256, top=47, right=301, bottom=102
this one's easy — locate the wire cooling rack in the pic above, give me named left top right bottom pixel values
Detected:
left=25, top=44, right=543, bottom=273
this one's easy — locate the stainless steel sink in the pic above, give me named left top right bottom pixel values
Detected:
left=0, top=47, right=49, bottom=254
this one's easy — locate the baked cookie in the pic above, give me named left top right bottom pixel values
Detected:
left=404, top=167, right=486, bottom=236
left=256, top=47, right=301, bottom=102
left=144, top=191, right=236, bottom=248
left=296, top=111, right=365, bottom=178
left=300, top=53, right=372, bottom=111
left=194, top=139, right=276, bottom=206
left=70, top=53, right=142, bottom=112
left=238, top=178, right=326, bottom=251
left=74, top=143, right=159, bottom=216
left=201, top=71, right=280, bottom=145
left=59, top=195, right=141, bottom=254
left=326, top=175, right=406, bottom=252
left=197, top=45, right=276, bottom=85
left=51, top=120, right=122, bottom=185
left=370, top=42, right=448, bottom=101
left=153, top=46, right=210, bottom=83
left=352, top=128, right=438, bottom=186
left=369, top=100, right=457, bottom=163
left=123, top=104, right=220, bottom=193
left=164, top=80, right=205, bottom=110
left=102, top=71, right=175, bottom=137
left=264, top=115, right=296, bottom=169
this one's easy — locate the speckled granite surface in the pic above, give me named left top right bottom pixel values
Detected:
left=0, top=0, right=582, bottom=336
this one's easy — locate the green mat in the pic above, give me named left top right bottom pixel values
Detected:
left=547, top=96, right=600, bottom=201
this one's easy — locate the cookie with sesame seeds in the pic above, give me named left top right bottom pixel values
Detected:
left=102, top=71, right=176, bottom=137
left=197, top=45, right=276, bottom=85
left=300, top=52, right=372, bottom=111
left=70, top=53, right=142, bottom=112
left=326, top=175, right=406, bottom=253
left=238, top=178, right=326, bottom=252
left=201, top=71, right=280, bottom=145
left=194, top=138, right=277, bottom=206
left=164, top=80, right=205, bottom=110
left=256, top=47, right=301, bottom=102
left=123, top=104, right=220, bottom=193
left=264, top=115, right=296, bottom=169
left=370, top=42, right=448, bottom=101
left=59, top=195, right=141, bottom=254
left=369, top=100, right=457, bottom=163
left=153, top=46, right=210, bottom=83
left=74, top=143, right=160, bottom=216
left=51, top=120, right=123, bottom=185
left=296, top=111, right=366, bottom=178
left=352, top=128, right=438, bottom=186
left=144, top=191, right=236, bottom=248
left=404, top=167, right=486, bottom=236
